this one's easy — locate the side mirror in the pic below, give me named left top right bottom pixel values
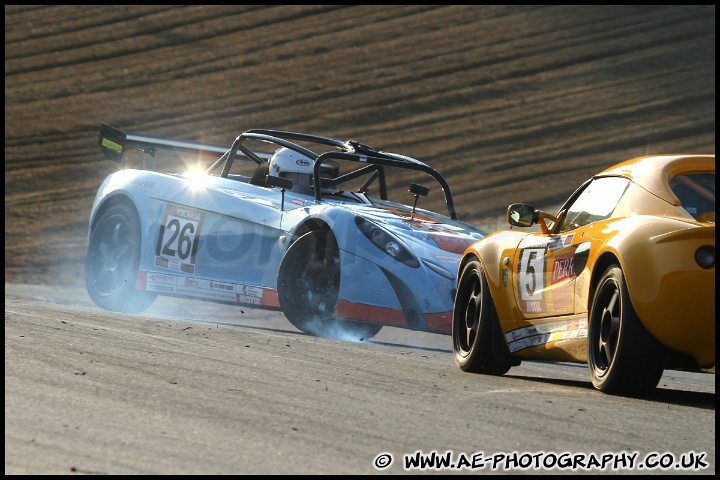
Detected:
left=409, top=182, right=430, bottom=220
left=409, top=182, right=430, bottom=197
left=507, top=203, right=536, bottom=227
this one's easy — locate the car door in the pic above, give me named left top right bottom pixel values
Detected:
left=511, top=231, right=579, bottom=319
left=145, top=174, right=290, bottom=303
left=510, top=176, right=631, bottom=320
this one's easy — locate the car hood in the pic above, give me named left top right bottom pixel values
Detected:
left=341, top=200, right=486, bottom=256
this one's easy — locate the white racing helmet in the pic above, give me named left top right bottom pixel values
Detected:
left=269, top=147, right=314, bottom=192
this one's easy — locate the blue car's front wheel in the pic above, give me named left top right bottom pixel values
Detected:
left=277, top=230, right=382, bottom=341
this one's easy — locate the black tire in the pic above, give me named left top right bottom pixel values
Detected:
left=85, top=203, right=157, bottom=313
left=587, top=265, right=667, bottom=396
left=452, top=259, right=512, bottom=375
left=277, top=230, right=382, bottom=341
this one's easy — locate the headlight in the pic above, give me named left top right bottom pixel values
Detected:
left=355, top=216, right=420, bottom=268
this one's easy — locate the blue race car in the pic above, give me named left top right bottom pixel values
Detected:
left=86, top=124, right=486, bottom=341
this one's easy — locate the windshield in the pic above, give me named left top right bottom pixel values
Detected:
left=559, top=177, right=630, bottom=232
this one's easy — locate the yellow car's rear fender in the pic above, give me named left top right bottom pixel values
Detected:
left=586, top=218, right=715, bottom=367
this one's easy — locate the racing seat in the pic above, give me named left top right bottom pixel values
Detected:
left=249, top=161, right=269, bottom=187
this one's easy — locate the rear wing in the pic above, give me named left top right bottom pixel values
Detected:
left=97, top=123, right=270, bottom=170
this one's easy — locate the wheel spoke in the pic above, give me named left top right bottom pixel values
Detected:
left=110, top=221, right=123, bottom=245
left=115, top=242, right=131, bottom=261
left=605, top=289, right=621, bottom=363
left=93, top=226, right=123, bottom=293
left=287, top=235, right=340, bottom=319
left=597, top=287, right=620, bottom=368
left=606, top=288, right=618, bottom=315
left=96, top=242, right=112, bottom=270
left=463, top=277, right=482, bottom=350
left=108, top=268, right=121, bottom=291
left=464, top=302, right=476, bottom=349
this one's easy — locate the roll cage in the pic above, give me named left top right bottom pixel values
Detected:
left=98, top=124, right=459, bottom=220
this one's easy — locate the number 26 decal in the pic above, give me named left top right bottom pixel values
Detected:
left=156, top=205, right=205, bottom=266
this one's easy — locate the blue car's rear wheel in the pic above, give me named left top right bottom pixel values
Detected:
left=278, top=230, right=382, bottom=341
left=588, top=264, right=667, bottom=396
left=85, top=203, right=157, bottom=313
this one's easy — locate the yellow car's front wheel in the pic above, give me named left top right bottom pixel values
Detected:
left=452, top=259, right=514, bottom=376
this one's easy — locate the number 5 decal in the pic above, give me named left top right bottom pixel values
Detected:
left=518, top=247, right=545, bottom=302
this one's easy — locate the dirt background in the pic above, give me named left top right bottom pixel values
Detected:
left=5, top=5, right=715, bottom=289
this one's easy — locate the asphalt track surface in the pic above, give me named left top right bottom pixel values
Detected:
left=5, top=5, right=715, bottom=475
left=5, top=283, right=715, bottom=475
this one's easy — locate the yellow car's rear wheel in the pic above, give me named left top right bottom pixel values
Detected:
left=588, top=265, right=667, bottom=396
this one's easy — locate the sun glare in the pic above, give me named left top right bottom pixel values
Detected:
left=183, top=168, right=210, bottom=188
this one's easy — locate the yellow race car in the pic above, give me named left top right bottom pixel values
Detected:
left=453, top=154, right=714, bottom=396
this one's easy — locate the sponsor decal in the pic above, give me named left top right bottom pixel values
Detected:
left=237, top=294, right=261, bottom=305
left=140, top=270, right=275, bottom=306
left=523, top=300, right=544, bottom=313
left=147, top=272, right=175, bottom=283
left=209, top=281, right=235, bottom=292
left=552, top=255, right=575, bottom=282
left=547, top=233, right=575, bottom=251
left=505, top=318, right=587, bottom=353
left=549, top=252, right=575, bottom=311
left=432, top=253, right=458, bottom=264
left=149, top=284, right=175, bottom=293
left=129, top=178, right=155, bottom=189
left=236, top=284, right=268, bottom=306
left=174, top=208, right=203, bottom=221
left=239, top=284, right=263, bottom=297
